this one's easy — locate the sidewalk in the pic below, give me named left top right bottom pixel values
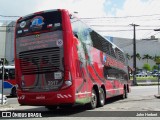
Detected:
left=131, top=80, right=160, bottom=86
left=0, top=103, right=14, bottom=111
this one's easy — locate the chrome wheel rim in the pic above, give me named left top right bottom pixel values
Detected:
left=91, top=92, right=97, bottom=107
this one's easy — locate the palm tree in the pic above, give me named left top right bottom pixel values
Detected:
left=136, top=53, right=141, bottom=60
left=142, top=54, right=152, bottom=63
left=131, top=53, right=141, bottom=60
left=153, top=55, right=160, bottom=64
left=126, top=53, right=131, bottom=60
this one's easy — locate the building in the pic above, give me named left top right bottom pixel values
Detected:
left=5, top=21, right=15, bottom=64
left=110, top=37, right=160, bottom=69
left=0, top=23, right=7, bottom=59
left=0, top=21, right=15, bottom=65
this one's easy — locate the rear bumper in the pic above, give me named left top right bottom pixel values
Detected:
left=17, top=89, right=75, bottom=106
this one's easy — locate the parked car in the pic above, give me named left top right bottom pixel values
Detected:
left=152, top=72, right=160, bottom=77
left=0, top=93, right=7, bottom=104
left=136, top=72, right=148, bottom=77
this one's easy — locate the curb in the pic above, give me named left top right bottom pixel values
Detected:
left=154, top=95, right=160, bottom=99
left=130, top=80, right=160, bottom=86
left=137, top=82, right=160, bottom=86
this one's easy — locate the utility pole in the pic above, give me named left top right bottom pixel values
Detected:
left=154, top=28, right=160, bottom=98
left=0, top=58, right=5, bottom=105
left=130, top=24, right=139, bottom=86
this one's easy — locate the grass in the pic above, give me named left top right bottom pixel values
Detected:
left=130, top=76, right=158, bottom=81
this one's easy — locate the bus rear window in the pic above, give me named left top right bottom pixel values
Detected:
left=16, top=10, right=62, bottom=38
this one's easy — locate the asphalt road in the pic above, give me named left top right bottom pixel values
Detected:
left=1, top=86, right=160, bottom=119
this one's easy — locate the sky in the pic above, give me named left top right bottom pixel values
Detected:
left=0, top=0, right=160, bottom=39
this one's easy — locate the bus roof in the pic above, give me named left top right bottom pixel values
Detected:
left=17, top=9, right=61, bottom=22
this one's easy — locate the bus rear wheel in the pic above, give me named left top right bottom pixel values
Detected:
left=121, top=88, right=127, bottom=99
left=87, top=89, right=97, bottom=109
left=98, top=88, right=105, bottom=107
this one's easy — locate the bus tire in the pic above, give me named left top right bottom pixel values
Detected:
left=11, top=87, right=17, bottom=97
left=98, top=87, right=105, bottom=107
left=121, top=87, right=127, bottom=99
left=87, top=89, right=97, bottom=109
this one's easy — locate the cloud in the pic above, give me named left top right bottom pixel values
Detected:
left=95, top=0, right=160, bottom=39
left=0, top=0, right=106, bottom=17
left=104, top=0, right=125, bottom=16
left=1, top=0, right=160, bottom=39
left=35, top=0, right=106, bottom=18
left=0, top=0, right=39, bottom=16
left=0, top=0, right=106, bottom=24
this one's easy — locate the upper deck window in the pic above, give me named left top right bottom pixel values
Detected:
left=16, top=11, right=62, bottom=38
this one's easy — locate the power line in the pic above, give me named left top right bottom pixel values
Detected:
left=97, top=28, right=155, bottom=32
left=0, top=28, right=154, bottom=33
left=0, top=29, right=14, bottom=32
left=81, top=13, right=160, bottom=19
left=0, top=15, right=20, bottom=18
left=0, top=26, right=15, bottom=27
left=91, top=25, right=160, bottom=27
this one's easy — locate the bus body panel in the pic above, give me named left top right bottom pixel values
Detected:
left=17, top=85, right=75, bottom=105
left=15, top=9, right=130, bottom=107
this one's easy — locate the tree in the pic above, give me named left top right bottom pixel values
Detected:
left=4, top=58, right=9, bottom=65
left=152, top=65, right=158, bottom=71
left=136, top=53, right=141, bottom=60
left=126, top=53, right=131, bottom=60
left=153, top=55, right=160, bottom=64
left=131, top=53, right=141, bottom=60
left=142, top=54, right=152, bottom=63
left=143, top=63, right=151, bottom=71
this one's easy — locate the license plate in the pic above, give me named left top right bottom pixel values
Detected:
left=54, top=72, right=62, bottom=79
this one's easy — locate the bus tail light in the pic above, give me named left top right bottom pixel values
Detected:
left=61, top=71, right=72, bottom=89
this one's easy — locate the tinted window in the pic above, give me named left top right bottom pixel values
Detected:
left=115, top=48, right=125, bottom=63
left=16, top=11, right=62, bottom=38
left=104, top=66, right=128, bottom=80
left=71, top=15, right=124, bottom=61
left=71, top=17, right=93, bottom=46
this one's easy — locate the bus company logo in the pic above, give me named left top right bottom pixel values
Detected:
left=36, top=95, right=45, bottom=100
left=30, top=16, right=44, bottom=31
left=20, top=21, right=26, bottom=28
left=56, top=39, right=63, bottom=47
left=103, top=54, right=107, bottom=63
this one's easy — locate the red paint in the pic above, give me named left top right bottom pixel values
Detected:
left=15, top=9, right=130, bottom=107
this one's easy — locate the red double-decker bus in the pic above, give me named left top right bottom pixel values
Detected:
left=15, top=9, right=130, bottom=109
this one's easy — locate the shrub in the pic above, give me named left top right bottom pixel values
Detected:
left=143, top=63, right=151, bottom=71
left=152, top=65, right=158, bottom=70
